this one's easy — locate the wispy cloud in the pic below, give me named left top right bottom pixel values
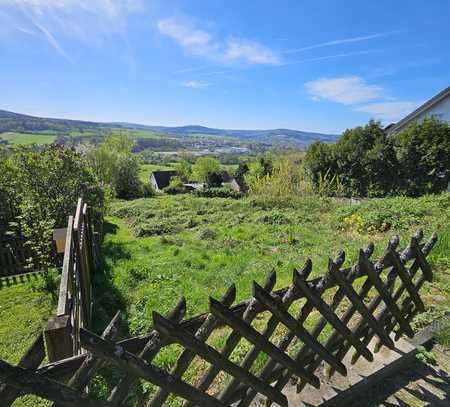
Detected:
left=355, top=101, right=419, bottom=120
left=285, top=49, right=382, bottom=65
left=157, top=17, right=280, bottom=66
left=182, top=80, right=210, bottom=89
left=31, top=18, right=73, bottom=63
left=1, top=0, right=143, bottom=62
left=283, top=31, right=402, bottom=54
left=305, top=76, right=383, bottom=105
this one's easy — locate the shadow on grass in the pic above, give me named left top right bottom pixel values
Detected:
left=0, top=271, right=43, bottom=290
left=92, top=225, right=131, bottom=336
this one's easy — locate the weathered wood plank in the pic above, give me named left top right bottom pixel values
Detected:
left=57, top=216, right=74, bottom=317
left=293, top=268, right=373, bottom=362
left=67, top=311, right=121, bottom=390
left=237, top=255, right=345, bottom=407
left=253, top=281, right=347, bottom=376
left=153, top=310, right=289, bottom=407
left=187, top=271, right=277, bottom=407
left=0, top=334, right=45, bottom=406
left=0, top=359, right=111, bottom=407
left=329, top=265, right=395, bottom=349
left=108, top=297, right=186, bottom=404
left=80, top=328, right=226, bottom=407
left=359, top=250, right=414, bottom=338
left=149, top=285, right=236, bottom=407
left=388, top=247, right=425, bottom=312
left=44, top=315, right=73, bottom=363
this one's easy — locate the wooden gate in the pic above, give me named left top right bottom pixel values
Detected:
left=0, top=229, right=437, bottom=407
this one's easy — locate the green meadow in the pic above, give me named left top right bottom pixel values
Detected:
left=0, top=132, right=57, bottom=145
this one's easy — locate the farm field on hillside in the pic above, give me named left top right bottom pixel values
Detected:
left=0, top=132, right=57, bottom=145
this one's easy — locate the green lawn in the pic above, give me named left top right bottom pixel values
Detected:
left=0, top=132, right=57, bottom=145
left=0, top=275, right=54, bottom=407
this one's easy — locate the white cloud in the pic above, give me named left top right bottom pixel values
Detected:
left=305, top=76, right=383, bottom=105
left=355, top=101, right=419, bottom=120
left=182, top=80, right=209, bottom=89
left=225, top=39, right=279, bottom=65
left=157, top=18, right=216, bottom=57
left=157, top=17, right=280, bottom=66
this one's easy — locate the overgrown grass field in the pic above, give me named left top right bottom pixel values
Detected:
left=95, top=193, right=450, bottom=404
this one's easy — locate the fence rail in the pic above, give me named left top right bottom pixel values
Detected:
left=44, top=197, right=97, bottom=362
left=0, top=215, right=437, bottom=407
left=0, top=238, right=41, bottom=277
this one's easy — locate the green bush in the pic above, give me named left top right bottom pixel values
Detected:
left=335, top=193, right=449, bottom=234
left=0, top=145, right=105, bottom=269
left=304, top=118, right=450, bottom=198
left=394, top=117, right=450, bottom=196
left=195, top=187, right=241, bottom=199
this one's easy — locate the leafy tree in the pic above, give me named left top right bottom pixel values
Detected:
left=89, top=133, right=143, bottom=199
left=304, top=141, right=335, bottom=189
left=1, top=145, right=104, bottom=269
left=192, top=157, right=221, bottom=183
left=305, top=121, right=401, bottom=197
left=174, top=159, right=192, bottom=182
left=235, top=163, right=249, bottom=181
left=394, top=117, right=450, bottom=196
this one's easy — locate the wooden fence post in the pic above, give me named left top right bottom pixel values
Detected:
left=44, top=315, right=73, bottom=363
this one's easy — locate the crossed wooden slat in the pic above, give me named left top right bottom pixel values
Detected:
left=0, top=232, right=436, bottom=407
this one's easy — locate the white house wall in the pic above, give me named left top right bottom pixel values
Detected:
left=395, top=94, right=450, bottom=132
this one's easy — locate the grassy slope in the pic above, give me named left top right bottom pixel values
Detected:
left=0, top=132, right=57, bottom=145
left=100, top=193, right=449, bottom=404
left=0, top=276, right=54, bottom=407
left=104, top=194, right=449, bottom=334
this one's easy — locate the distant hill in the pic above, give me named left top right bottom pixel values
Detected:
left=0, top=109, right=339, bottom=146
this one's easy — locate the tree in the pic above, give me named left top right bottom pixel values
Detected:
left=304, top=141, right=335, bottom=189
left=89, top=133, right=143, bottom=199
left=394, top=117, right=450, bottom=196
left=174, top=159, right=192, bottom=182
left=1, top=145, right=104, bottom=269
left=192, top=157, right=221, bottom=183
left=235, top=163, right=249, bottom=181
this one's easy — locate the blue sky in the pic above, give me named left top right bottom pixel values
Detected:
left=1, top=0, right=449, bottom=134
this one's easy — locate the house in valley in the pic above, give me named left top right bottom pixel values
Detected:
left=386, top=86, right=450, bottom=134
left=150, top=170, right=177, bottom=191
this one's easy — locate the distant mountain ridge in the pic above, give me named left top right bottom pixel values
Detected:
left=0, top=109, right=339, bottom=146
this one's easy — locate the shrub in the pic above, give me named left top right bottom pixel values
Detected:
left=335, top=193, right=449, bottom=234
left=394, top=117, right=450, bottom=196
left=304, top=118, right=450, bottom=198
left=195, top=187, right=241, bottom=199
left=1, top=145, right=105, bottom=269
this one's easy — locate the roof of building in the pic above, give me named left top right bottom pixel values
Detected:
left=150, top=170, right=177, bottom=189
left=387, top=86, right=450, bottom=134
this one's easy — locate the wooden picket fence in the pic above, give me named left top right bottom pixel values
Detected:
left=0, top=224, right=437, bottom=407
left=0, top=238, right=38, bottom=277
left=43, top=197, right=99, bottom=362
